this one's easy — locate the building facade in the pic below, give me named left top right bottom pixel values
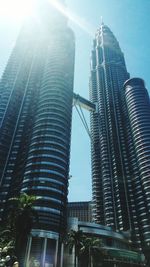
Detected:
left=67, top=201, right=92, bottom=222
left=90, top=23, right=131, bottom=229
left=0, top=0, right=75, bottom=265
left=65, top=218, right=145, bottom=267
left=124, top=78, right=150, bottom=259
left=90, top=23, right=150, bottom=256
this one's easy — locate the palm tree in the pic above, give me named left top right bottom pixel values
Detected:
left=7, top=193, right=39, bottom=259
left=8, top=193, right=38, bottom=228
left=80, top=237, right=106, bottom=267
left=0, top=229, right=16, bottom=267
left=67, top=230, right=85, bottom=267
left=0, top=229, right=15, bottom=247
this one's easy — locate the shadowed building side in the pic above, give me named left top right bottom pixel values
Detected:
left=124, top=78, right=150, bottom=257
left=67, top=201, right=92, bottom=222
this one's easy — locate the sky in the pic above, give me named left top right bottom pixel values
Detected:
left=0, top=0, right=150, bottom=202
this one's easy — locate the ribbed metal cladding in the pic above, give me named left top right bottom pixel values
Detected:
left=124, top=78, right=150, bottom=245
left=22, top=28, right=75, bottom=233
left=90, top=24, right=140, bottom=235
left=0, top=0, right=75, bottom=237
left=0, top=29, right=44, bottom=216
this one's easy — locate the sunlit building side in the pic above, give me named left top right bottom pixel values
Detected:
left=90, top=23, right=150, bottom=260
left=90, top=23, right=131, bottom=230
left=0, top=0, right=75, bottom=265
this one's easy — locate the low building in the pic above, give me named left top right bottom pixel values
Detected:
left=67, top=201, right=92, bottom=222
left=64, top=218, right=145, bottom=267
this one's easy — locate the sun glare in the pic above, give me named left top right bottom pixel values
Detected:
left=48, top=0, right=94, bottom=36
left=0, top=0, right=33, bottom=21
left=0, top=0, right=94, bottom=36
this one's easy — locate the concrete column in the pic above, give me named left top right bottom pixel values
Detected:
left=42, top=238, right=47, bottom=267
left=25, top=236, right=32, bottom=267
left=60, top=243, right=64, bottom=267
left=55, top=239, right=59, bottom=267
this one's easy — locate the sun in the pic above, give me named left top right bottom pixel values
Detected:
left=0, top=0, right=34, bottom=22
left=0, top=0, right=94, bottom=36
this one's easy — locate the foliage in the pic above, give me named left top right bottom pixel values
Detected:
left=66, top=231, right=107, bottom=267
left=80, top=237, right=106, bottom=267
left=0, top=229, right=14, bottom=246
left=28, top=257, right=40, bottom=267
left=7, top=193, right=38, bottom=232
left=66, top=230, right=85, bottom=267
left=0, top=229, right=16, bottom=267
left=67, top=230, right=85, bottom=253
left=0, top=193, right=38, bottom=263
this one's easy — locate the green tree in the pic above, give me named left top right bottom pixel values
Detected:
left=0, top=229, right=15, bottom=247
left=80, top=237, right=106, bottom=267
left=7, top=193, right=39, bottom=259
left=0, top=193, right=38, bottom=266
left=0, top=229, right=16, bottom=267
left=67, top=230, right=85, bottom=267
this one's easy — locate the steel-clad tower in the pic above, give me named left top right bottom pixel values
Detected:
left=90, top=23, right=130, bottom=230
left=90, top=23, right=150, bottom=254
left=124, top=78, right=150, bottom=252
left=0, top=0, right=75, bottom=265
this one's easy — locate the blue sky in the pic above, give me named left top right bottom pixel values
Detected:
left=67, top=0, right=150, bottom=202
left=0, top=0, right=150, bottom=202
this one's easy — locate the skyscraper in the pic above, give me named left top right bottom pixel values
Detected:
left=124, top=78, right=150, bottom=253
left=90, top=23, right=130, bottom=229
left=0, top=0, right=75, bottom=265
left=90, top=23, right=150, bottom=253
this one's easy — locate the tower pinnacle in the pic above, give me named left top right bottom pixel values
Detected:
left=100, top=16, right=104, bottom=25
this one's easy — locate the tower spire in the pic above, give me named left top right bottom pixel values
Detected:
left=100, top=16, right=104, bottom=25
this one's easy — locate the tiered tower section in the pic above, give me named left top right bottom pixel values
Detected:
left=90, top=24, right=131, bottom=230
left=124, top=78, right=150, bottom=249
left=90, top=24, right=150, bottom=254
left=0, top=0, right=75, bottom=238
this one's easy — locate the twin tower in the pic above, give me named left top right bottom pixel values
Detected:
left=0, top=0, right=150, bottom=264
left=90, top=24, right=150, bottom=252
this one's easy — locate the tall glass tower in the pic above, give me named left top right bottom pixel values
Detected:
left=90, top=23, right=150, bottom=252
left=124, top=78, right=150, bottom=254
left=90, top=23, right=130, bottom=229
left=0, top=0, right=75, bottom=265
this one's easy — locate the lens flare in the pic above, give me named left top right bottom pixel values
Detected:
left=0, top=0, right=94, bottom=36
left=48, top=0, right=94, bottom=36
left=0, top=0, right=33, bottom=21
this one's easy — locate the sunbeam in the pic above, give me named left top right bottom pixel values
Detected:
left=48, top=0, right=95, bottom=36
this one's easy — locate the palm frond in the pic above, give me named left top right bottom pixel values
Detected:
left=0, top=230, right=12, bottom=237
